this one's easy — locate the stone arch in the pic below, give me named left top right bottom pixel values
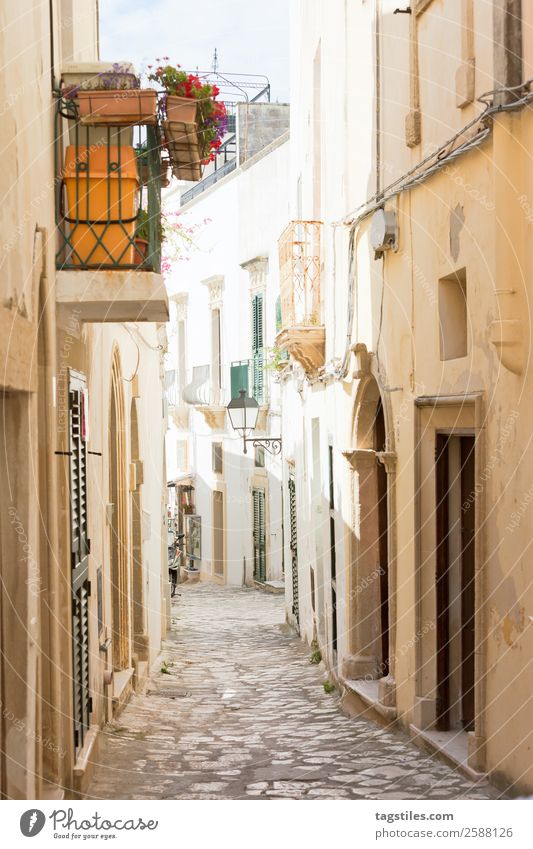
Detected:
left=343, top=362, right=397, bottom=705
left=109, top=348, right=130, bottom=671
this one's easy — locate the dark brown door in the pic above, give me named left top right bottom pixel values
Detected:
left=435, top=433, right=476, bottom=732
left=375, top=402, right=389, bottom=677
left=435, top=434, right=451, bottom=729
left=460, top=437, right=476, bottom=731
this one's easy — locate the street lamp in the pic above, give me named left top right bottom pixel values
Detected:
left=227, top=389, right=282, bottom=455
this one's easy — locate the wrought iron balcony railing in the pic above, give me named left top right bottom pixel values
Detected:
left=55, top=96, right=162, bottom=272
left=278, top=220, right=322, bottom=328
left=230, top=357, right=265, bottom=405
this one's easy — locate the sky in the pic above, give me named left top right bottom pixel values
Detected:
left=99, top=0, right=290, bottom=103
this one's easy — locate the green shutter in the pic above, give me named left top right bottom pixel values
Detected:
left=288, top=474, right=299, bottom=623
left=69, top=374, right=91, bottom=753
left=230, top=362, right=249, bottom=398
left=252, top=294, right=264, bottom=404
left=275, top=295, right=282, bottom=332
left=252, top=489, right=266, bottom=582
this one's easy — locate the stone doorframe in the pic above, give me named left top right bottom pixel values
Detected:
left=413, top=392, right=487, bottom=772
left=341, top=346, right=398, bottom=710
left=109, top=347, right=131, bottom=672
left=130, top=397, right=148, bottom=662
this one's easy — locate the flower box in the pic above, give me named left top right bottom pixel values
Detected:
left=165, top=95, right=198, bottom=125
left=163, top=121, right=203, bottom=181
left=78, top=89, right=158, bottom=126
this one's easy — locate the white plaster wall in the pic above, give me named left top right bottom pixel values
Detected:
left=165, top=139, right=289, bottom=585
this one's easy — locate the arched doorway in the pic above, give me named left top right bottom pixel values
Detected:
left=343, top=373, right=394, bottom=684
left=110, top=350, right=130, bottom=671
left=130, top=399, right=148, bottom=660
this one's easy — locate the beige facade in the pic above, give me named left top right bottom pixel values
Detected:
left=0, top=0, right=168, bottom=799
left=280, top=0, right=533, bottom=794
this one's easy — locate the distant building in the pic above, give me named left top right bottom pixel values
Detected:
left=165, top=103, right=289, bottom=588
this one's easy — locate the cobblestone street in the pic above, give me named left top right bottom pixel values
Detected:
left=87, top=584, right=502, bottom=800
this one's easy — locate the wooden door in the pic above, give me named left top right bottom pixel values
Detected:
left=213, top=491, right=224, bottom=577
left=435, top=434, right=451, bottom=729
left=460, top=436, right=476, bottom=731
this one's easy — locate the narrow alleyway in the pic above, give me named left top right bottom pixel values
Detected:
left=87, top=584, right=501, bottom=800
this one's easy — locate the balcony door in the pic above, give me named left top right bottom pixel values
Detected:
left=252, top=489, right=266, bottom=583
left=213, top=490, right=224, bottom=578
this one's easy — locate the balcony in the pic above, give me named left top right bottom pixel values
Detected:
left=54, top=84, right=168, bottom=322
left=230, top=359, right=268, bottom=430
left=276, top=220, right=325, bottom=373
left=183, top=365, right=226, bottom=429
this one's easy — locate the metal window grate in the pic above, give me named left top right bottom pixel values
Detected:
left=278, top=220, right=322, bottom=328
left=55, top=97, right=163, bottom=272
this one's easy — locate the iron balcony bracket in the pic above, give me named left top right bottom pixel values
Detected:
left=244, top=437, right=282, bottom=456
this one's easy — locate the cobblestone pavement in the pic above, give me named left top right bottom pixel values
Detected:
left=87, top=583, right=503, bottom=800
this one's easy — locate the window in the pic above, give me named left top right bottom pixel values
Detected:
left=211, top=307, right=222, bottom=402
left=177, top=319, right=186, bottom=399
left=255, top=445, right=265, bottom=468
left=252, top=293, right=264, bottom=403
left=438, top=268, right=468, bottom=360
left=212, top=441, right=223, bottom=475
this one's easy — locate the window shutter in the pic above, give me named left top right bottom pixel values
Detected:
left=69, top=373, right=91, bottom=754
left=230, top=362, right=249, bottom=399
left=252, top=489, right=266, bottom=582
left=288, top=474, right=299, bottom=623
left=252, top=294, right=264, bottom=404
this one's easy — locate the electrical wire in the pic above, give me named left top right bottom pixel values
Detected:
left=326, top=81, right=533, bottom=382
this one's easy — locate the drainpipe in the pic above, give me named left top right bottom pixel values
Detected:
left=36, top=226, right=62, bottom=787
left=493, top=0, right=522, bottom=106
left=375, top=0, right=382, bottom=196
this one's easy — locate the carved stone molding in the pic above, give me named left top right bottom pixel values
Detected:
left=351, top=342, right=372, bottom=380
left=276, top=326, right=325, bottom=374
left=171, top=405, right=190, bottom=431
left=342, top=448, right=376, bottom=471
left=376, top=451, right=397, bottom=474
left=196, top=405, right=226, bottom=430
left=171, top=291, right=189, bottom=320
left=241, top=256, right=268, bottom=295
left=202, top=275, right=224, bottom=309
left=489, top=318, right=524, bottom=375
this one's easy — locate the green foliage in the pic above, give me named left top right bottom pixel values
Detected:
left=160, top=659, right=174, bottom=674
left=323, top=680, right=336, bottom=694
left=264, top=345, right=289, bottom=372
left=310, top=649, right=322, bottom=665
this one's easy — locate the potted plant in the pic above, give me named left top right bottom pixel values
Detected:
left=134, top=209, right=149, bottom=265
left=148, top=61, right=227, bottom=180
left=64, top=63, right=158, bottom=126
left=134, top=208, right=167, bottom=266
left=135, top=142, right=171, bottom=187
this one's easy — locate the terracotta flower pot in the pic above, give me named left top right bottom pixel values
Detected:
left=134, top=238, right=149, bottom=265
left=165, top=95, right=198, bottom=125
left=78, top=89, right=157, bottom=126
